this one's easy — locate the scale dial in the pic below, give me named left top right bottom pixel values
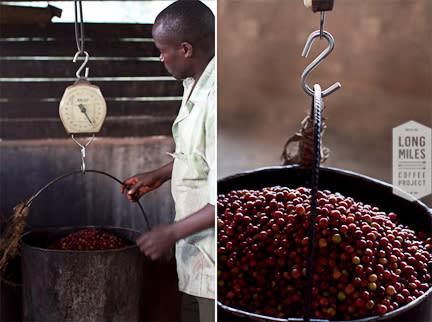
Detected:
left=59, top=81, right=107, bottom=134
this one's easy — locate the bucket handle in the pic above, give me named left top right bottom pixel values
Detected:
left=24, top=169, right=151, bottom=231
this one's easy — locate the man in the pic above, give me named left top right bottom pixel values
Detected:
left=120, top=1, right=215, bottom=321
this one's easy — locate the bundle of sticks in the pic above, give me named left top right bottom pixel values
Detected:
left=281, top=108, right=329, bottom=166
left=0, top=200, right=30, bottom=284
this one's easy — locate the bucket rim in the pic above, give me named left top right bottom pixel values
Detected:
left=218, top=282, right=432, bottom=322
left=21, top=225, right=142, bottom=253
left=218, top=164, right=432, bottom=214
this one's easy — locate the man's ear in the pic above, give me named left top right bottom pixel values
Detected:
left=181, top=42, right=193, bottom=58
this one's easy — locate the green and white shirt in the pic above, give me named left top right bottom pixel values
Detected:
left=170, top=57, right=216, bottom=299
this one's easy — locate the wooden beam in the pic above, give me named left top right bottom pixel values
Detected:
left=0, top=23, right=153, bottom=37
left=0, top=40, right=160, bottom=57
left=0, top=80, right=183, bottom=99
left=0, top=60, right=169, bottom=77
left=0, top=100, right=180, bottom=118
left=0, top=116, right=175, bottom=140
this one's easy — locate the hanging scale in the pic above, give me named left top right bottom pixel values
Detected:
left=58, top=0, right=107, bottom=172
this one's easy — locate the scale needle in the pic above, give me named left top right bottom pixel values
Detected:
left=78, top=104, right=93, bottom=124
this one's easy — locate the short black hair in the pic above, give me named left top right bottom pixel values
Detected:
left=155, top=0, right=215, bottom=51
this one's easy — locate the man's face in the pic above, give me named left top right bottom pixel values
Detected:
left=152, top=23, right=190, bottom=80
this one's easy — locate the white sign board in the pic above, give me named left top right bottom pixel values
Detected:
left=392, top=121, right=431, bottom=201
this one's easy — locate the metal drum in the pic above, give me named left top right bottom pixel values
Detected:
left=21, top=226, right=145, bottom=322
left=217, top=165, right=432, bottom=322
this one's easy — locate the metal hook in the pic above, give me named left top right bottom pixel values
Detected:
left=301, top=30, right=341, bottom=97
left=71, top=134, right=95, bottom=173
left=73, top=50, right=89, bottom=79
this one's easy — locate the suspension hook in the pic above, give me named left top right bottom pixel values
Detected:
left=71, top=134, right=95, bottom=173
left=73, top=50, right=89, bottom=79
left=300, top=30, right=341, bottom=97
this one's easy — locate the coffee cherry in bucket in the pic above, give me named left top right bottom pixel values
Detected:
left=217, top=186, right=432, bottom=320
left=49, top=229, right=129, bottom=250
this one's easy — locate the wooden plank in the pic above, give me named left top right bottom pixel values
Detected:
left=0, top=116, right=175, bottom=140
left=2, top=0, right=145, bottom=1
left=0, top=60, right=169, bottom=77
left=0, top=100, right=181, bottom=118
left=105, top=100, right=180, bottom=118
left=0, top=23, right=153, bottom=38
left=0, top=80, right=183, bottom=98
left=0, top=40, right=160, bottom=57
left=101, top=116, right=174, bottom=138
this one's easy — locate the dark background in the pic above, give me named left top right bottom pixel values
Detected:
left=217, top=0, right=432, bottom=207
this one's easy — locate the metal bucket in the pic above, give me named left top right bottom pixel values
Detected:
left=21, top=226, right=145, bottom=322
left=217, top=165, right=432, bottom=322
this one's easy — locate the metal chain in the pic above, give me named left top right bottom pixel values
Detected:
left=303, top=84, right=323, bottom=322
left=74, top=0, right=85, bottom=53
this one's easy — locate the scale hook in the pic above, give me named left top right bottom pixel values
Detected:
left=73, top=50, right=89, bottom=79
left=300, top=30, right=341, bottom=97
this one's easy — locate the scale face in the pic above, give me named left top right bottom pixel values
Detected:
left=59, top=81, right=107, bottom=134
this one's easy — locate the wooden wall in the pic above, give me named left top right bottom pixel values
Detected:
left=0, top=22, right=183, bottom=139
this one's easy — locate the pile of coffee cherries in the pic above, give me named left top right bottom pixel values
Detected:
left=49, top=229, right=130, bottom=251
left=217, top=186, right=432, bottom=320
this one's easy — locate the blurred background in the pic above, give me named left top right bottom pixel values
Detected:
left=217, top=0, right=432, bottom=207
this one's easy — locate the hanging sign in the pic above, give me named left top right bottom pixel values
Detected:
left=392, top=120, right=432, bottom=200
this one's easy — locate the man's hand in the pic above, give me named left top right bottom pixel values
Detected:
left=136, top=204, right=215, bottom=260
left=137, top=224, right=177, bottom=260
left=121, top=172, right=163, bottom=202
left=120, top=161, right=174, bottom=202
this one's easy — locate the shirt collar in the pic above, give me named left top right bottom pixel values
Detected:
left=182, top=57, right=215, bottom=111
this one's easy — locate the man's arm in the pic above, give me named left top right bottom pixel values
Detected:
left=137, top=203, right=215, bottom=260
